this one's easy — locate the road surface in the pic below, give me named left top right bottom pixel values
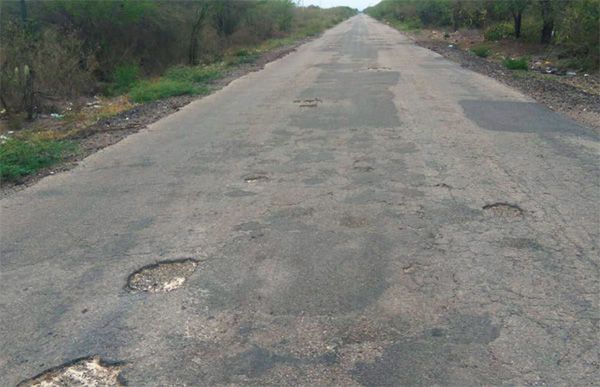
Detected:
left=1, top=15, right=598, bottom=386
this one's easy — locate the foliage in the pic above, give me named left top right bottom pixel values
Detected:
left=129, top=79, right=207, bottom=103
left=110, top=64, right=140, bottom=95
left=366, top=0, right=598, bottom=69
left=503, top=56, right=529, bottom=70
left=0, top=137, right=77, bottom=181
left=484, top=23, right=514, bottom=41
left=471, top=44, right=491, bottom=58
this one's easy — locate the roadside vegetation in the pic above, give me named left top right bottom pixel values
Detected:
left=366, top=0, right=599, bottom=71
left=0, top=0, right=356, bottom=184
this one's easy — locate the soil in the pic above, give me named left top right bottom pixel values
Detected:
left=0, top=37, right=312, bottom=197
left=408, top=29, right=600, bottom=131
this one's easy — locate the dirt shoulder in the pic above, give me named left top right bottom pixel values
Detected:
left=405, top=29, right=600, bottom=131
left=0, top=37, right=312, bottom=198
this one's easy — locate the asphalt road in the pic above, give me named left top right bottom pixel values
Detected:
left=1, top=15, right=598, bottom=386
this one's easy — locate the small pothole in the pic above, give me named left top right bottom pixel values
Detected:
left=243, top=174, right=270, bottom=183
left=366, top=65, right=392, bottom=71
left=353, top=160, right=374, bottom=172
left=483, top=202, right=524, bottom=218
left=18, top=356, right=124, bottom=387
left=294, top=98, right=322, bottom=107
left=127, top=258, right=198, bottom=293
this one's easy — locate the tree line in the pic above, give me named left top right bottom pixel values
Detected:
left=0, top=0, right=356, bottom=120
left=365, top=0, right=599, bottom=68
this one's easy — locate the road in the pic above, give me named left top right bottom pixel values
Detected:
left=1, top=15, right=598, bottom=386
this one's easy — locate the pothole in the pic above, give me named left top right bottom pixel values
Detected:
left=127, top=258, right=198, bottom=293
left=353, top=160, right=374, bottom=172
left=366, top=65, right=392, bottom=71
left=243, top=173, right=270, bottom=183
left=482, top=202, right=524, bottom=218
left=294, top=98, right=322, bottom=107
left=340, top=215, right=369, bottom=228
left=18, top=356, right=124, bottom=387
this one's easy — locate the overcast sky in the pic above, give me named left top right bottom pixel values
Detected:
left=302, top=0, right=379, bottom=11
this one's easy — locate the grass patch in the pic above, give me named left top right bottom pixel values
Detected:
left=471, top=44, right=491, bottom=58
left=129, top=79, right=207, bottom=103
left=226, top=49, right=261, bottom=66
left=389, top=18, right=421, bottom=31
left=165, top=64, right=224, bottom=83
left=503, top=56, right=529, bottom=70
left=0, top=137, right=77, bottom=182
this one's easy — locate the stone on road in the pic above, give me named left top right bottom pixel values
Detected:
left=1, top=15, right=598, bottom=386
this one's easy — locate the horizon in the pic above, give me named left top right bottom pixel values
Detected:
left=302, top=0, right=379, bottom=11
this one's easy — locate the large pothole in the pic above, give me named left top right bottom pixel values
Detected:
left=127, top=258, right=198, bottom=293
left=483, top=202, right=524, bottom=218
left=18, top=356, right=124, bottom=387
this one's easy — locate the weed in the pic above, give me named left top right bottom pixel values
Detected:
left=503, top=56, right=529, bottom=70
left=0, top=137, right=77, bottom=182
left=471, top=44, right=491, bottom=58
left=129, top=79, right=207, bottom=103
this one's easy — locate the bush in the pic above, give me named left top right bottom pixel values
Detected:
left=471, top=44, right=491, bottom=58
left=484, top=23, right=514, bottom=41
left=110, top=64, right=140, bottom=95
left=503, top=56, right=529, bottom=70
left=0, top=137, right=77, bottom=181
left=129, top=79, right=207, bottom=103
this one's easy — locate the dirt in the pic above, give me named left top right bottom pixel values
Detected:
left=0, top=37, right=313, bottom=197
left=17, top=356, right=124, bottom=387
left=408, top=29, right=600, bottom=131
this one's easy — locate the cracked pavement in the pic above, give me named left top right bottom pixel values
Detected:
left=1, top=15, right=598, bottom=386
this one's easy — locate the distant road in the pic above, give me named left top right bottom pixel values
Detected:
left=2, top=15, right=598, bottom=386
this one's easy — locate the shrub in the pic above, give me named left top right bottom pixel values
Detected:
left=110, top=64, right=140, bottom=94
left=129, top=79, right=207, bottom=103
left=503, top=56, right=529, bottom=70
left=0, top=137, right=77, bottom=181
left=484, top=23, right=514, bottom=41
left=471, top=44, right=491, bottom=58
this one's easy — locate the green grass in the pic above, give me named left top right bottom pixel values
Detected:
left=471, top=44, right=491, bottom=58
left=129, top=79, right=208, bottom=103
left=226, top=49, right=261, bottom=66
left=0, top=137, right=77, bottom=182
left=503, top=56, right=529, bottom=70
left=389, top=18, right=421, bottom=31
left=165, top=64, right=224, bottom=83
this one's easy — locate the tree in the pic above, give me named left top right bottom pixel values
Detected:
left=539, top=0, right=554, bottom=44
left=188, top=2, right=210, bottom=65
left=506, top=0, right=530, bottom=39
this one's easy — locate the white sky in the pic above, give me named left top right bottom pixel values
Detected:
left=302, top=0, right=380, bottom=11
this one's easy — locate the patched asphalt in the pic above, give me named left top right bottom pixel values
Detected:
left=1, top=15, right=598, bottom=386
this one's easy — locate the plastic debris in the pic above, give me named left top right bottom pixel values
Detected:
left=566, top=71, right=576, bottom=76
left=50, top=113, right=64, bottom=119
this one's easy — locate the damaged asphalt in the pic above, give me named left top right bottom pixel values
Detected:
left=1, top=15, right=598, bottom=386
